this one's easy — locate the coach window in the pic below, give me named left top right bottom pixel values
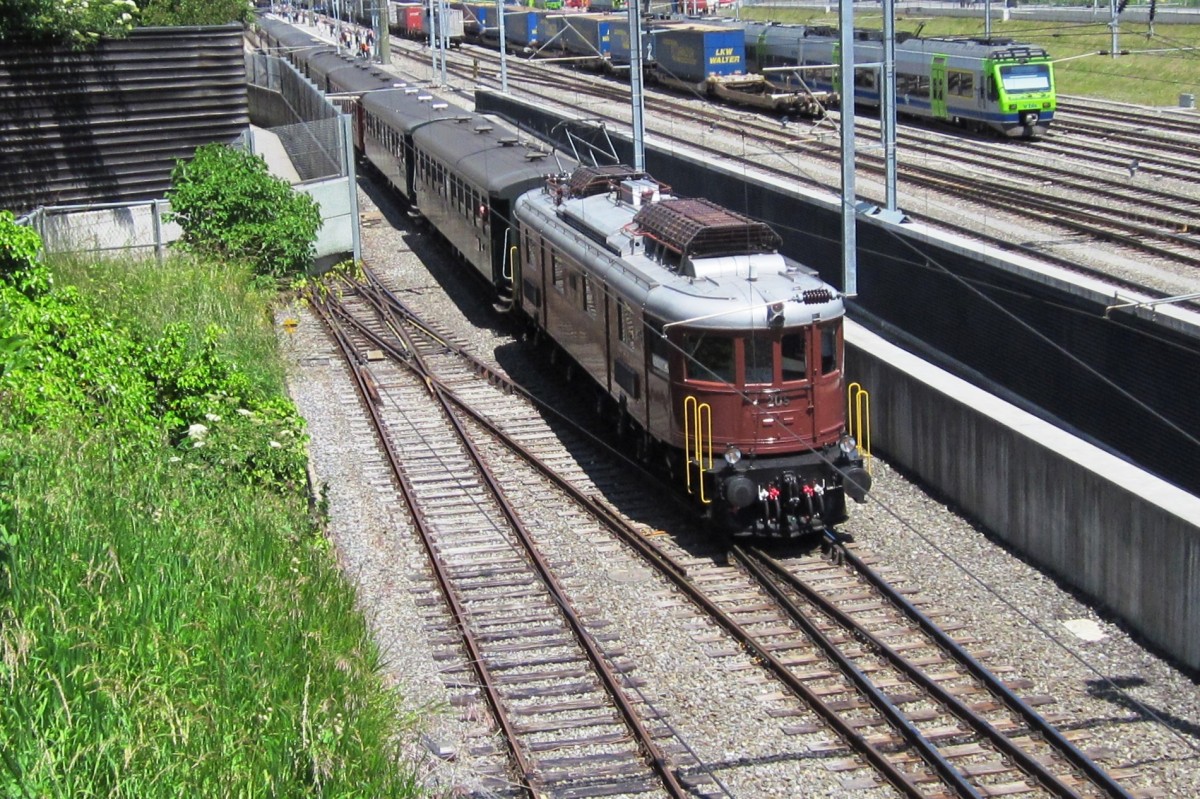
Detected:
left=781, top=332, right=808, bottom=382
left=684, top=332, right=734, bottom=384
left=745, top=333, right=774, bottom=385
left=948, top=70, right=973, bottom=97
left=819, top=324, right=840, bottom=375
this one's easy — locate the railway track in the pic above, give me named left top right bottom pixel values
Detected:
left=309, top=272, right=704, bottom=798
left=304, top=260, right=1145, bottom=798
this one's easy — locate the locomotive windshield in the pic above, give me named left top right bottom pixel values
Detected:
left=998, top=63, right=1051, bottom=93
left=683, top=330, right=819, bottom=386
left=746, top=333, right=774, bottom=385
left=684, top=333, right=735, bottom=384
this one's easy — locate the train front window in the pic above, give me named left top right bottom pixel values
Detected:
left=684, top=332, right=734, bottom=384
left=820, top=325, right=839, bottom=375
left=999, top=64, right=1050, bottom=94
left=745, top=333, right=774, bottom=385
left=781, top=332, right=807, bottom=382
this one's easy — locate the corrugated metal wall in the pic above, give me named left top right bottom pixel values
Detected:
left=0, top=25, right=248, bottom=215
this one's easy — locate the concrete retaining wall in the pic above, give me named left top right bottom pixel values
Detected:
left=848, top=323, right=1200, bottom=670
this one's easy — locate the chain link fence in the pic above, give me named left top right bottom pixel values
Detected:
left=245, top=52, right=348, bottom=182
left=18, top=201, right=180, bottom=262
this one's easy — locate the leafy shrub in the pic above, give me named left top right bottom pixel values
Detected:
left=0, top=210, right=51, bottom=298
left=166, top=143, right=322, bottom=280
left=0, top=229, right=308, bottom=493
left=139, top=0, right=253, bottom=27
left=0, top=0, right=138, bottom=47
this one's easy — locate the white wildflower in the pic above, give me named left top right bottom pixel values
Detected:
left=205, top=412, right=221, bottom=422
left=168, top=456, right=182, bottom=463
left=237, top=408, right=253, bottom=417
left=269, top=440, right=283, bottom=449
left=187, top=423, right=208, bottom=439
left=192, top=440, right=206, bottom=448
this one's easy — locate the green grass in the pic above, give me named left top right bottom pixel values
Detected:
left=741, top=6, right=1200, bottom=106
left=0, top=253, right=426, bottom=798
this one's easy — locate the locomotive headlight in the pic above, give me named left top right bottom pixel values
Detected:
left=838, top=435, right=858, bottom=457
left=724, top=445, right=742, bottom=465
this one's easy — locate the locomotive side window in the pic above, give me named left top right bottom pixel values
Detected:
left=684, top=333, right=734, bottom=384
left=781, top=332, right=808, bottom=382
left=551, top=251, right=564, bottom=292
left=647, top=319, right=669, bottom=374
left=745, top=333, right=774, bottom=385
left=617, top=299, right=638, bottom=348
left=525, top=231, right=537, bottom=268
left=820, top=325, right=840, bottom=375
left=582, top=274, right=597, bottom=316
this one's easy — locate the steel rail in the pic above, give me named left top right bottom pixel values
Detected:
left=332, top=279, right=695, bottom=798
left=730, top=545, right=987, bottom=799
left=829, top=537, right=1137, bottom=799
left=307, top=291, right=540, bottom=793
left=745, top=546, right=1094, bottom=799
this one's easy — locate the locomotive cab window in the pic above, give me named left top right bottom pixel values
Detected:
left=683, top=332, right=734, bottom=384
left=648, top=319, right=670, bottom=374
left=745, top=333, right=775, bottom=385
left=1000, top=63, right=1051, bottom=94
left=781, top=332, right=808, bottom=382
left=820, top=324, right=840, bottom=375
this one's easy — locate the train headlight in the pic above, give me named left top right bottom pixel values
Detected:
left=724, top=445, right=742, bottom=465
left=838, top=435, right=858, bottom=457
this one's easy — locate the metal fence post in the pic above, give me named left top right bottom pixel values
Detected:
left=153, top=199, right=165, bottom=264
left=340, top=112, right=361, bottom=264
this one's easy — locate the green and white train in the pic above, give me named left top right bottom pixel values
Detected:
left=743, top=22, right=1056, bottom=138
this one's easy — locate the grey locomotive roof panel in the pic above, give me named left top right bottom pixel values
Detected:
left=516, top=187, right=843, bottom=330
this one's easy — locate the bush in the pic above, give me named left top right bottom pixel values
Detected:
left=167, top=143, right=322, bottom=280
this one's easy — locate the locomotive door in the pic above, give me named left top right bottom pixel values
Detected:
left=930, top=56, right=948, bottom=120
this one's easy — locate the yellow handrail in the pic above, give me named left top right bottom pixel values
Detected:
left=847, top=382, right=872, bottom=475
left=683, top=396, right=713, bottom=503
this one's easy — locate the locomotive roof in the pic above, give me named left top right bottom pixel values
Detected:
left=412, top=115, right=566, bottom=196
left=515, top=182, right=843, bottom=331
left=566, top=165, right=651, bottom=197
left=741, top=21, right=1050, bottom=60
left=634, top=199, right=781, bottom=259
